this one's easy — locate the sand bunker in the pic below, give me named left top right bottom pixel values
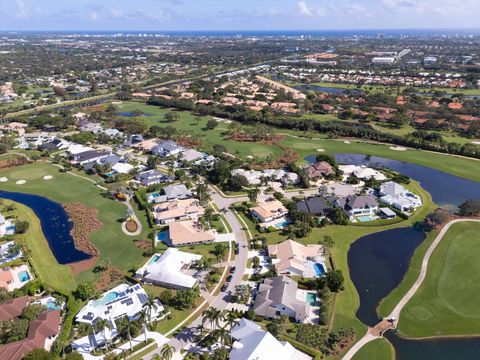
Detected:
left=390, top=146, right=407, bottom=151
left=316, top=148, right=325, bottom=152
left=43, top=175, right=53, bottom=180
left=344, top=140, right=351, bottom=144
left=16, top=180, right=26, bottom=185
left=0, top=177, right=8, bottom=182
left=473, top=141, right=480, bottom=145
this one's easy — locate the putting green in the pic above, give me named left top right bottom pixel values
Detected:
left=399, top=222, right=480, bottom=337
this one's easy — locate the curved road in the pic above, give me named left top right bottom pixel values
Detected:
left=342, top=218, right=480, bottom=360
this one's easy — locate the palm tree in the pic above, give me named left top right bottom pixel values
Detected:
left=223, top=311, right=238, bottom=331
left=94, top=318, right=112, bottom=349
left=214, top=326, right=230, bottom=348
left=160, top=343, right=175, bottom=360
left=137, top=310, right=149, bottom=343
left=142, top=297, right=159, bottom=326
left=247, top=187, right=260, bottom=204
left=202, top=308, right=224, bottom=331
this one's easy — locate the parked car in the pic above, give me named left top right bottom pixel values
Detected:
left=226, top=275, right=233, bottom=282
left=230, top=266, right=236, bottom=273
left=208, top=343, right=221, bottom=352
left=221, top=283, right=229, bottom=292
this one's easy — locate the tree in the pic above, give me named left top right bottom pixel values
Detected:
left=147, top=155, right=160, bottom=169
left=202, top=308, right=224, bottom=330
left=64, top=352, right=84, bottom=360
left=160, top=343, right=175, bottom=360
left=196, top=183, right=210, bottom=204
left=247, top=187, right=260, bottom=203
left=95, top=318, right=112, bottom=349
left=266, top=322, right=281, bottom=337
left=213, top=243, right=227, bottom=262
left=331, top=208, right=349, bottom=225
left=459, top=199, right=480, bottom=217
left=325, top=270, right=344, bottom=292
left=143, top=296, right=159, bottom=325
left=21, top=304, right=46, bottom=321
left=227, top=175, right=249, bottom=191
left=425, top=208, right=452, bottom=228
left=205, top=119, right=219, bottom=130
left=23, top=349, right=55, bottom=360
left=322, top=235, right=335, bottom=249
left=251, top=256, right=260, bottom=269
left=15, top=220, right=29, bottom=234
left=75, top=282, right=96, bottom=301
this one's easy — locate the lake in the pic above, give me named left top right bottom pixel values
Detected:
left=334, top=154, right=480, bottom=359
left=294, top=84, right=363, bottom=95
left=0, top=190, right=90, bottom=264
left=118, top=111, right=151, bottom=117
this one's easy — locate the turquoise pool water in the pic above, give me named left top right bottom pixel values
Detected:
left=306, top=292, right=316, bottom=305
left=313, top=263, right=325, bottom=277
left=357, top=215, right=376, bottom=222
left=95, top=291, right=119, bottom=306
left=46, top=299, right=61, bottom=310
left=18, top=271, right=30, bottom=282
left=274, top=220, right=291, bottom=229
left=148, top=254, right=161, bottom=265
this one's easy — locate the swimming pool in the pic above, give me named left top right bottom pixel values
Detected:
left=148, top=254, right=161, bottom=265
left=156, top=231, right=169, bottom=244
left=306, top=292, right=316, bottom=305
left=94, top=291, right=119, bottom=306
left=274, top=220, right=291, bottom=229
left=313, top=263, right=325, bottom=277
left=45, top=299, right=61, bottom=310
left=18, top=271, right=31, bottom=282
left=357, top=215, right=377, bottom=222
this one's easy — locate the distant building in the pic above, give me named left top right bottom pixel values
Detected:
left=372, top=57, right=396, bottom=65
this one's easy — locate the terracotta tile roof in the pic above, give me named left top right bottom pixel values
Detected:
left=0, top=296, right=29, bottom=321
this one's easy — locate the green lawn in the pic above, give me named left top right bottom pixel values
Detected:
left=396, top=221, right=480, bottom=338
left=3, top=200, right=77, bottom=293
left=351, top=338, right=395, bottom=360
left=0, top=162, right=146, bottom=284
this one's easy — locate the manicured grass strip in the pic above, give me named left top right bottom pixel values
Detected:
left=351, top=338, right=395, bottom=360
left=9, top=200, right=77, bottom=292
left=396, top=222, right=480, bottom=338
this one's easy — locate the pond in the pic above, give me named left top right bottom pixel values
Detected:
left=294, top=84, right=363, bottom=95
left=334, top=154, right=480, bottom=359
left=0, top=190, right=91, bottom=264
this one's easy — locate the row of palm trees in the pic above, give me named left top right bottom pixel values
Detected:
left=199, top=308, right=240, bottom=349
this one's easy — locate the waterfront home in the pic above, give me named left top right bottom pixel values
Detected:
left=230, top=318, right=311, bottom=360
left=136, top=169, right=174, bottom=186
left=0, top=241, right=22, bottom=265
left=295, top=197, right=332, bottom=219
left=339, top=165, right=387, bottom=181
left=252, top=276, right=310, bottom=323
left=268, top=240, right=326, bottom=278
left=167, top=220, right=215, bottom=247
left=152, top=198, right=205, bottom=225
left=0, top=264, right=33, bottom=292
left=378, top=181, right=422, bottom=211
left=0, top=310, right=61, bottom=360
left=75, top=283, right=163, bottom=326
left=303, top=161, right=335, bottom=179
left=135, top=248, right=201, bottom=289
left=70, top=149, right=110, bottom=166
left=231, top=168, right=299, bottom=187
left=0, top=214, right=15, bottom=237
left=330, top=195, right=379, bottom=219
left=151, top=140, right=184, bottom=158
left=250, top=198, right=289, bottom=227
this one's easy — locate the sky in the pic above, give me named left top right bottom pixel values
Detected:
left=0, top=0, right=479, bottom=31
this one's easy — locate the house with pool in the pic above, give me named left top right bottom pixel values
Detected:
left=268, top=240, right=326, bottom=278
left=0, top=213, right=16, bottom=237
left=328, top=194, right=379, bottom=221
left=378, top=181, right=422, bottom=212
left=0, top=264, right=33, bottom=292
left=75, top=283, right=163, bottom=326
left=250, top=198, right=289, bottom=229
left=252, top=275, right=312, bottom=323
left=0, top=241, right=22, bottom=265
left=135, top=248, right=202, bottom=290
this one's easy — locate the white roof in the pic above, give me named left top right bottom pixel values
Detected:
left=112, top=162, right=134, bottom=174
left=230, top=318, right=311, bottom=360
left=135, top=248, right=201, bottom=289
left=68, top=143, right=93, bottom=155
left=379, top=181, right=406, bottom=197
left=75, top=283, right=161, bottom=324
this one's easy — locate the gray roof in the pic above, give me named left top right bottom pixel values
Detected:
left=339, top=195, right=378, bottom=210
left=295, top=197, right=331, bottom=216
left=99, top=154, right=121, bottom=166
left=162, top=184, right=192, bottom=200
left=73, top=150, right=110, bottom=163
left=253, top=276, right=308, bottom=320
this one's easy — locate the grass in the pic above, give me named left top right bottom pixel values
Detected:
left=395, top=221, right=480, bottom=338
left=233, top=180, right=435, bottom=359
left=2, top=200, right=77, bottom=293
left=351, top=338, right=395, bottom=360
left=155, top=297, right=204, bottom=334
left=0, top=162, right=147, bottom=284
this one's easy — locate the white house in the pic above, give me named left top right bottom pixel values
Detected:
left=379, top=181, right=422, bottom=211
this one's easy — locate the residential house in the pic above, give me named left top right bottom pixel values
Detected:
left=135, top=248, right=201, bottom=289
left=180, top=149, right=204, bottom=163
left=0, top=265, right=33, bottom=292
left=147, top=184, right=192, bottom=203
left=303, top=161, right=335, bottom=179
left=339, top=165, right=387, bottom=181
left=70, top=150, right=110, bottom=166
left=330, top=195, right=379, bottom=219
left=230, top=318, right=311, bottom=360
left=0, top=213, right=15, bottom=237
left=250, top=199, right=289, bottom=226
left=295, top=197, right=332, bottom=219
left=268, top=240, right=325, bottom=278
left=151, top=140, right=184, bottom=158
left=252, top=276, right=310, bottom=323
left=152, top=198, right=205, bottom=225
left=0, top=296, right=30, bottom=321
left=167, top=220, right=215, bottom=247
left=0, top=241, right=22, bottom=265
left=378, top=181, right=422, bottom=211
left=135, top=170, right=174, bottom=187
left=0, top=310, right=61, bottom=360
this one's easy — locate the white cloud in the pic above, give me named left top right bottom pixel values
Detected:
left=87, top=11, right=98, bottom=21
left=15, top=0, right=28, bottom=19
left=298, top=1, right=313, bottom=16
